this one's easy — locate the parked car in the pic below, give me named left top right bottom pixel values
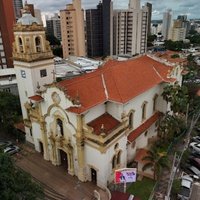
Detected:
left=0, top=141, right=12, bottom=149
left=189, top=142, right=200, bottom=154
left=178, top=175, right=193, bottom=200
left=4, top=145, right=20, bottom=155
left=186, top=165, right=200, bottom=179
left=191, top=136, right=200, bottom=143
left=189, top=158, right=200, bottom=170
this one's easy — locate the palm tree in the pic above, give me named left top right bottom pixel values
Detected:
left=142, top=147, right=169, bottom=180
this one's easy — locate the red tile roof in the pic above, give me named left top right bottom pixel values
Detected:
left=28, top=95, right=43, bottom=102
left=153, top=50, right=187, bottom=64
left=58, top=55, right=175, bottom=114
left=14, top=122, right=25, bottom=133
left=128, top=112, right=161, bottom=142
left=87, top=113, right=120, bottom=135
left=134, top=149, right=148, bottom=164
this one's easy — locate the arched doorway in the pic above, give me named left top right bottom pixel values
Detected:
left=91, top=168, right=97, bottom=184
left=59, top=149, right=68, bottom=170
left=39, top=141, right=44, bottom=155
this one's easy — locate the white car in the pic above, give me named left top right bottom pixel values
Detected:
left=4, top=145, right=20, bottom=155
left=189, top=142, right=200, bottom=154
left=178, top=175, right=193, bottom=200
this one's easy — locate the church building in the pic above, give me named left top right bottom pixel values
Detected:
left=13, top=6, right=183, bottom=188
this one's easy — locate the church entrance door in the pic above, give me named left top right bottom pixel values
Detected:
left=59, top=149, right=68, bottom=170
left=91, top=168, right=97, bottom=184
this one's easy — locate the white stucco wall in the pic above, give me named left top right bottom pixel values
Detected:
left=84, top=135, right=127, bottom=187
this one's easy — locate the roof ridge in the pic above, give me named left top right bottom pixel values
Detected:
left=152, top=65, right=165, bottom=82
left=108, top=63, right=124, bottom=103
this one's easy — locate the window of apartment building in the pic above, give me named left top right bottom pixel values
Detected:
left=3, top=88, right=10, bottom=93
left=40, top=69, right=47, bottom=77
left=141, top=101, right=147, bottom=121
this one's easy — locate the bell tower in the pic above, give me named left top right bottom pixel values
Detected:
left=13, top=4, right=54, bottom=143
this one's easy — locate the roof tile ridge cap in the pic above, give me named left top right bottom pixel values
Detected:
left=59, top=69, right=103, bottom=87
left=152, top=65, right=165, bottom=82
left=109, top=62, right=124, bottom=103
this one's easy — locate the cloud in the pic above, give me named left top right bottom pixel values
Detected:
left=25, top=0, right=200, bottom=19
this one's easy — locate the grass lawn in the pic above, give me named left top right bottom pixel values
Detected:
left=127, top=177, right=155, bottom=200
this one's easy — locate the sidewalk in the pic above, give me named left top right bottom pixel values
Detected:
left=15, top=144, right=109, bottom=200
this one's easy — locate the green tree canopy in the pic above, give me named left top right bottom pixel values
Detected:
left=0, top=152, right=44, bottom=200
left=0, top=92, right=21, bottom=126
left=46, top=34, right=61, bottom=46
left=164, top=40, right=190, bottom=51
left=162, top=83, right=189, bottom=114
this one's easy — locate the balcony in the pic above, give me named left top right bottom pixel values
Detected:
left=83, top=113, right=128, bottom=150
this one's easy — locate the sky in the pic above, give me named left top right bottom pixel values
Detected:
left=25, top=0, right=200, bottom=20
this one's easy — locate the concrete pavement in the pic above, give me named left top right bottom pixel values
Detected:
left=15, top=144, right=109, bottom=200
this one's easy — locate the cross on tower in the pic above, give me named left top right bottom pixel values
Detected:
left=51, top=70, right=56, bottom=83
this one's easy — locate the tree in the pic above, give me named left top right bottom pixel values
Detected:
left=164, top=40, right=190, bottom=51
left=142, top=147, right=169, bottom=180
left=46, top=34, right=61, bottom=46
left=162, top=83, right=189, bottom=114
left=0, top=92, right=21, bottom=130
left=0, top=152, right=44, bottom=199
left=158, top=113, right=186, bottom=140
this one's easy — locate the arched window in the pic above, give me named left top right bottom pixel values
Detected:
left=18, top=37, right=23, bottom=53
left=56, top=118, right=64, bottom=136
left=129, top=112, right=134, bottom=129
left=35, top=37, right=41, bottom=52
left=153, top=94, right=158, bottom=112
left=142, top=102, right=147, bottom=121
left=112, top=155, right=116, bottom=169
left=117, top=151, right=121, bottom=165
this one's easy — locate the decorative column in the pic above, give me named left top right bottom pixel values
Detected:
left=40, top=120, right=49, bottom=161
left=76, top=114, right=86, bottom=182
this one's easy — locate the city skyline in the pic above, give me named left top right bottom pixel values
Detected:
left=24, top=0, right=200, bottom=20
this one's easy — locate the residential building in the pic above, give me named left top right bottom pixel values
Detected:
left=60, top=0, right=86, bottom=58
left=113, top=0, right=148, bottom=56
left=0, top=0, right=15, bottom=68
left=13, top=0, right=23, bottom=20
left=34, top=9, right=42, bottom=24
left=146, top=2, right=152, bottom=36
left=86, top=0, right=113, bottom=58
left=26, top=3, right=35, bottom=17
left=13, top=8, right=184, bottom=188
left=162, top=9, right=173, bottom=40
left=0, top=68, right=18, bottom=95
left=86, top=2, right=103, bottom=57
left=46, top=14, right=61, bottom=41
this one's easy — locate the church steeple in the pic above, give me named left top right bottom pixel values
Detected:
left=13, top=9, right=54, bottom=143
left=12, top=6, right=53, bottom=62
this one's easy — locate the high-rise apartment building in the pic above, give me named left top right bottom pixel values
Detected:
left=162, top=9, right=173, bottom=40
left=13, top=0, right=23, bottom=20
left=46, top=14, right=62, bottom=41
left=169, top=15, right=190, bottom=41
left=86, top=2, right=103, bottom=57
left=0, top=0, right=15, bottom=68
left=146, top=2, right=152, bottom=35
left=86, top=0, right=113, bottom=58
left=34, top=9, right=42, bottom=24
left=113, top=0, right=148, bottom=56
left=103, top=0, right=113, bottom=56
left=60, top=0, right=86, bottom=58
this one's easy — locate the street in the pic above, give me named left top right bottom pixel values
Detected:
left=191, top=182, right=200, bottom=200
